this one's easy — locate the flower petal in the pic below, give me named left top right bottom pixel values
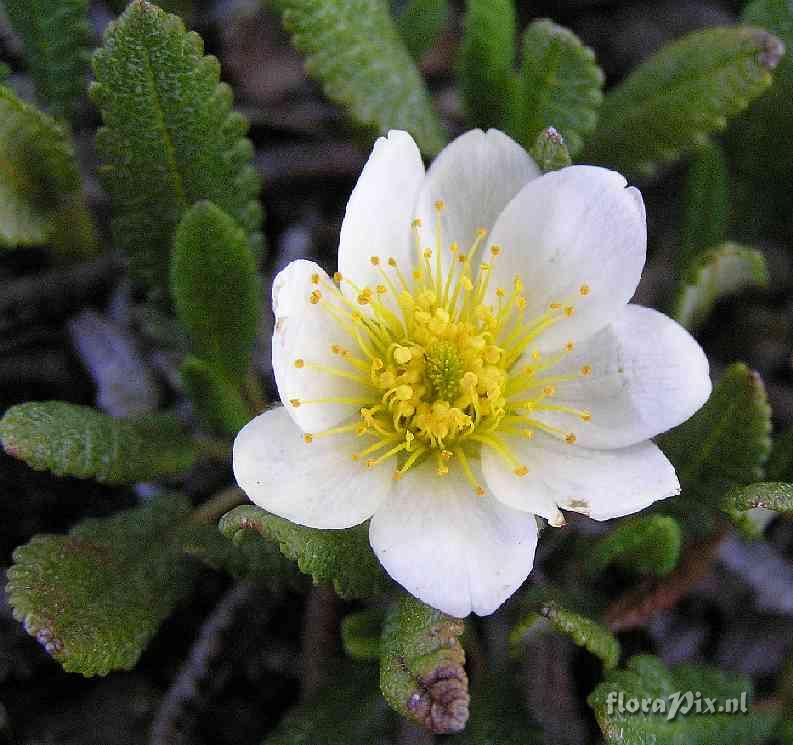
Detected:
left=338, top=130, right=425, bottom=294
left=482, top=433, right=679, bottom=522
left=369, top=460, right=538, bottom=617
left=271, top=259, right=370, bottom=433
left=525, top=304, right=711, bottom=449
left=413, top=129, right=540, bottom=260
left=488, top=165, right=646, bottom=351
left=233, top=407, right=392, bottom=529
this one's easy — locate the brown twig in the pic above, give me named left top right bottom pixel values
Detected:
left=299, top=584, right=339, bottom=701
left=604, top=529, right=727, bottom=632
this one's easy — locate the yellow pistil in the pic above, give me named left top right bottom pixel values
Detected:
left=290, top=215, right=595, bottom=491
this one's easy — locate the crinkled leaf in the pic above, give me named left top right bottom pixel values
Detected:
left=0, top=402, right=196, bottom=484
left=219, top=505, right=390, bottom=599
left=180, top=355, right=251, bottom=437
left=590, top=515, right=682, bottom=577
left=277, top=0, right=446, bottom=155
left=457, top=0, right=516, bottom=130
left=171, top=201, right=260, bottom=382
left=585, top=27, right=783, bottom=177
left=510, top=601, right=620, bottom=670
left=380, top=593, right=469, bottom=734
left=510, top=19, right=603, bottom=156
left=589, top=654, right=778, bottom=744
left=91, top=0, right=262, bottom=291
left=3, top=0, right=91, bottom=121
left=396, top=0, right=448, bottom=60
left=726, top=482, right=793, bottom=513
left=6, top=495, right=197, bottom=676
left=529, top=126, right=572, bottom=172
left=341, top=607, right=384, bottom=661
left=262, top=662, right=394, bottom=744
left=673, top=243, right=768, bottom=331
left=679, top=141, right=730, bottom=273
left=182, top=520, right=302, bottom=590
left=0, top=86, right=96, bottom=253
left=658, top=363, right=772, bottom=506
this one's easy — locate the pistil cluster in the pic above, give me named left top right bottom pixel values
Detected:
left=291, top=202, right=593, bottom=493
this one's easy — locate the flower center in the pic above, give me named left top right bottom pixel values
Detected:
left=291, top=201, right=594, bottom=492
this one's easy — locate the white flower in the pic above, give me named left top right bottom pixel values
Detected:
left=234, top=129, right=712, bottom=618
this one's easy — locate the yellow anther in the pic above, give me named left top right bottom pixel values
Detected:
left=434, top=199, right=445, bottom=211
left=496, top=288, right=505, bottom=298
left=531, top=351, right=542, bottom=361
left=376, top=284, right=387, bottom=294
left=412, top=269, right=423, bottom=280
left=581, top=412, right=592, bottom=422
left=311, top=273, right=320, bottom=285
left=550, top=302, right=562, bottom=310
left=476, top=228, right=487, bottom=238
left=294, top=358, right=305, bottom=369
left=309, top=290, right=322, bottom=304
left=357, top=293, right=371, bottom=305
left=370, top=256, right=380, bottom=266
left=565, top=341, right=575, bottom=352
left=388, top=257, right=397, bottom=267
left=457, top=253, right=467, bottom=263
left=479, top=262, right=491, bottom=271
left=543, top=385, right=556, bottom=396
left=441, top=450, right=453, bottom=461
left=476, top=486, right=486, bottom=496
left=290, top=399, right=301, bottom=408
left=581, top=364, right=592, bottom=376
left=303, top=434, right=313, bottom=443
left=521, top=430, right=535, bottom=440
left=331, top=345, right=341, bottom=355
left=411, top=218, right=422, bottom=228
left=394, top=346, right=412, bottom=365
left=461, top=277, right=474, bottom=291
left=372, top=358, right=384, bottom=371
left=565, top=433, right=577, bottom=445
left=423, top=248, right=433, bottom=258
left=490, top=244, right=502, bottom=256
left=514, top=465, right=529, bottom=477
left=564, top=306, right=575, bottom=317
left=450, top=242, right=459, bottom=253
left=516, top=296, right=527, bottom=310
left=580, top=284, right=591, bottom=296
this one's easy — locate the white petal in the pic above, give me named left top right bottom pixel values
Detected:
left=338, top=130, right=425, bottom=294
left=271, top=260, right=370, bottom=433
left=488, top=166, right=646, bottom=351
left=369, top=460, right=538, bottom=617
left=527, top=305, right=711, bottom=449
left=413, top=129, right=540, bottom=267
left=483, top=433, right=679, bottom=522
left=233, top=407, right=392, bottom=529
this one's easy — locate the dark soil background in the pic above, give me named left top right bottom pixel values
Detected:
left=1, top=1, right=792, bottom=743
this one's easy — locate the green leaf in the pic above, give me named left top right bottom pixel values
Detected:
left=584, top=27, right=783, bottom=177
left=91, top=0, right=263, bottom=292
left=179, top=355, right=251, bottom=436
left=380, top=593, right=469, bottom=734
left=396, top=0, right=448, bottom=60
left=510, top=601, right=620, bottom=670
left=590, top=515, right=682, bottom=577
left=529, top=126, right=572, bottom=172
left=673, top=242, right=768, bottom=331
left=219, top=505, right=390, bottom=599
left=182, top=519, right=302, bottom=589
left=262, top=662, right=394, bottom=744
left=7, top=495, right=198, bottom=676
left=0, top=402, right=197, bottom=484
left=589, top=654, right=778, bottom=744
left=341, top=607, right=384, bottom=661
left=0, top=86, right=96, bottom=253
left=171, top=201, right=260, bottom=382
left=725, top=482, right=793, bottom=513
left=679, top=142, right=730, bottom=274
left=3, top=0, right=91, bottom=121
left=658, top=363, right=772, bottom=506
left=510, top=19, right=604, bottom=156
left=458, top=0, right=516, bottom=130
left=277, top=0, right=446, bottom=155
